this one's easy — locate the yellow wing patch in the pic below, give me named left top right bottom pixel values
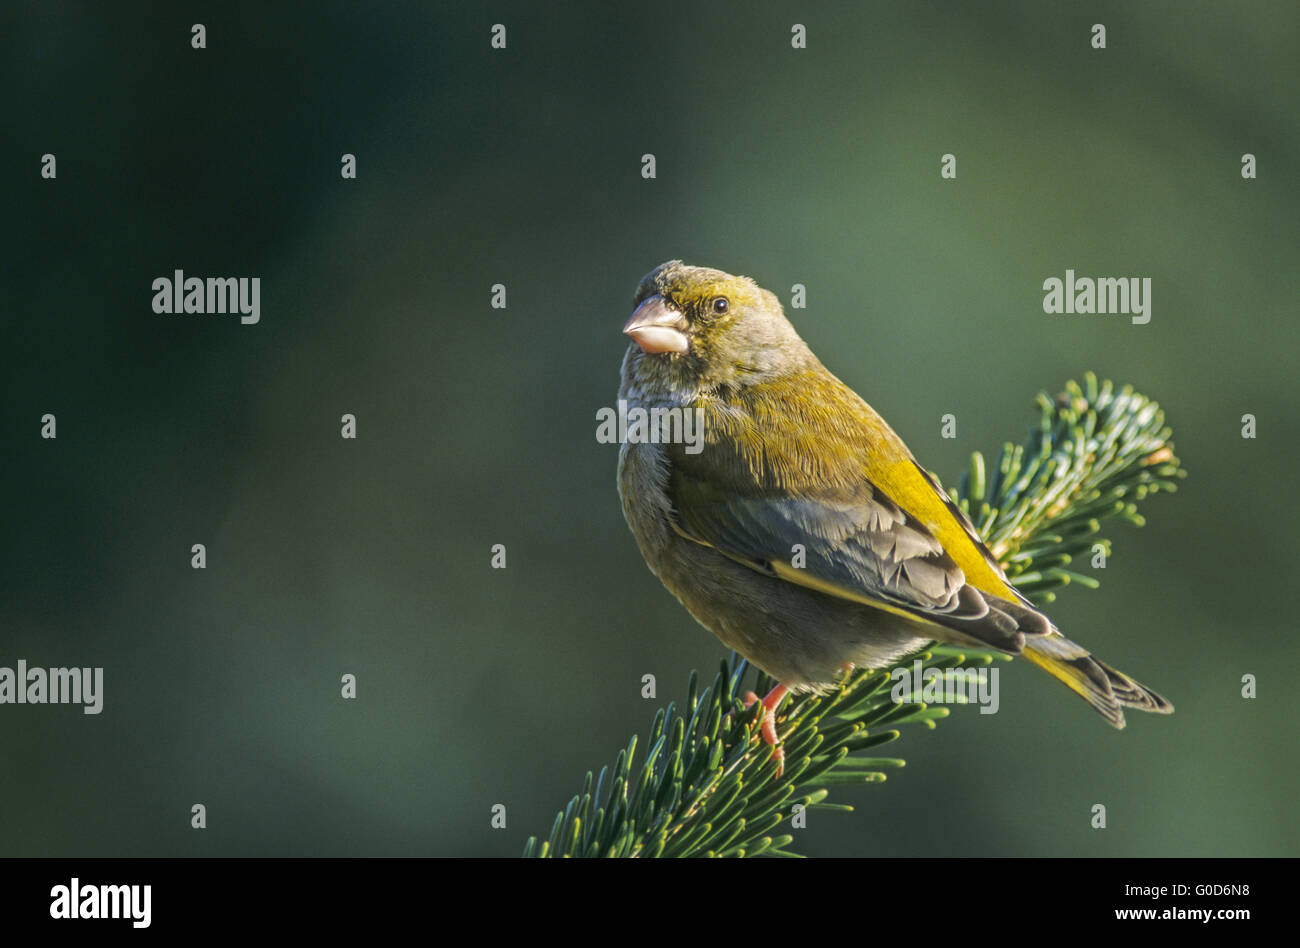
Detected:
left=861, top=448, right=1018, bottom=602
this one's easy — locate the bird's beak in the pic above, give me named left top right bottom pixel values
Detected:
left=623, top=295, right=689, bottom=354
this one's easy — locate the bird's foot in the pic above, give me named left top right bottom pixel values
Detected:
left=743, top=683, right=789, bottom=777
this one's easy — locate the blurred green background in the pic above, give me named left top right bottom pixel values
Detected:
left=1, top=1, right=1296, bottom=857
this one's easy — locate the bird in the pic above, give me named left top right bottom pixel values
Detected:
left=616, top=260, right=1172, bottom=774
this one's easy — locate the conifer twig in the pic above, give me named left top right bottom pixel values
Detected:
left=523, top=373, right=1184, bottom=858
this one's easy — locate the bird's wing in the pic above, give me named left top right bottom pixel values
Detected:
left=672, top=472, right=1004, bottom=625
left=665, top=374, right=1050, bottom=648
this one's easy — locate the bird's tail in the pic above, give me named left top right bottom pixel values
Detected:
left=1021, top=633, right=1173, bottom=729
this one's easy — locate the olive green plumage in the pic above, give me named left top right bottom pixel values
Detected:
left=617, top=260, right=1172, bottom=727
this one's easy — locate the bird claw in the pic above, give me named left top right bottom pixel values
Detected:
left=743, top=684, right=789, bottom=777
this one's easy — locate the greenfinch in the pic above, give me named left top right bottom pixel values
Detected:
left=617, top=261, right=1171, bottom=770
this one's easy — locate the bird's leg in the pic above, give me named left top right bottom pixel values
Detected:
left=743, top=683, right=789, bottom=776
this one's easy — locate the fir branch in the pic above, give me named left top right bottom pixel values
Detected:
left=524, top=373, right=1184, bottom=858
left=955, top=372, right=1185, bottom=605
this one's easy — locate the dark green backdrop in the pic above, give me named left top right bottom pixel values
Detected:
left=2, top=1, right=1296, bottom=857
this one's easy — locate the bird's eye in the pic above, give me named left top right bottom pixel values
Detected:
left=711, top=296, right=729, bottom=314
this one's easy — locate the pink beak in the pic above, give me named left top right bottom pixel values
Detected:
left=623, top=295, right=689, bottom=354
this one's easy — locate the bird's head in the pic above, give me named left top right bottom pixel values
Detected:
left=621, top=261, right=812, bottom=397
